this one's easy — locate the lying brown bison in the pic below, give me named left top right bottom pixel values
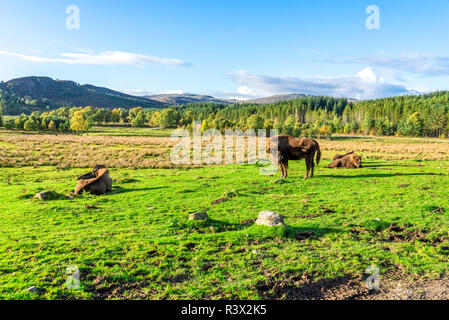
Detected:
left=270, top=136, right=321, bottom=179
left=327, top=152, right=362, bottom=169
left=333, top=151, right=355, bottom=161
left=75, top=165, right=113, bottom=195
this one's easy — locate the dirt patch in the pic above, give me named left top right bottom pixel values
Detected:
left=432, top=207, right=446, bottom=214
left=350, top=224, right=446, bottom=244
left=295, top=231, right=316, bottom=241
left=320, top=207, right=336, bottom=214
left=241, top=219, right=255, bottom=226
left=383, top=224, right=445, bottom=244
left=257, top=272, right=368, bottom=300
left=164, top=274, right=190, bottom=284
left=369, top=276, right=449, bottom=300
left=211, top=198, right=230, bottom=205
left=89, top=276, right=155, bottom=299
left=257, top=271, right=449, bottom=300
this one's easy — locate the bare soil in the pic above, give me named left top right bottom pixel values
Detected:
left=257, top=272, right=449, bottom=300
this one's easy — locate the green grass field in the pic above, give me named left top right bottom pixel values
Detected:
left=1, top=158, right=449, bottom=299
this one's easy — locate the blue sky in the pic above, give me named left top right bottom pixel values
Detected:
left=1, top=0, right=449, bottom=99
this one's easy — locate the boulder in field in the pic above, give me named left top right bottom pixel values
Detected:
left=34, top=191, right=60, bottom=201
left=189, top=212, right=209, bottom=221
left=256, top=211, right=286, bottom=227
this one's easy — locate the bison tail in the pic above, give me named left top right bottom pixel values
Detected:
left=315, top=142, right=321, bottom=166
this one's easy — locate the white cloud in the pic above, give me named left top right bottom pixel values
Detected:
left=120, top=89, right=186, bottom=96
left=336, top=54, right=449, bottom=77
left=357, top=67, right=377, bottom=82
left=227, top=68, right=411, bottom=100
left=237, top=86, right=257, bottom=96
left=0, top=50, right=189, bottom=67
left=119, top=89, right=154, bottom=96
left=158, top=90, right=185, bottom=95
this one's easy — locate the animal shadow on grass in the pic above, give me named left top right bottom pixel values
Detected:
left=362, top=163, right=407, bottom=168
left=284, top=226, right=342, bottom=242
left=186, top=218, right=249, bottom=233
left=319, top=172, right=438, bottom=179
left=109, top=186, right=168, bottom=195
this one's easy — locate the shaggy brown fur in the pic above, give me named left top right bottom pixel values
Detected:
left=327, top=153, right=362, bottom=169
left=333, top=151, right=355, bottom=161
left=75, top=165, right=113, bottom=195
left=270, top=136, right=321, bottom=179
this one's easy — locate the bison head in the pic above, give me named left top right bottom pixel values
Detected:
left=351, top=154, right=362, bottom=168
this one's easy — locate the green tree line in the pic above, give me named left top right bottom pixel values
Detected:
left=1, top=92, right=449, bottom=138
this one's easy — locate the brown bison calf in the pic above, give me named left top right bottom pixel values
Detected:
left=327, top=152, right=362, bottom=169
left=270, top=136, right=321, bottom=179
left=75, top=165, right=113, bottom=195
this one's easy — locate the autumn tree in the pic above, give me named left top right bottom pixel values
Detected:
left=131, top=111, right=146, bottom=127
left=246, top=114, right=264, bottom=130
left=70, top=109, right=93, bottom=135
left=48, top=120, right=58, bottom=132
left=23, top=119, right=37, bottom=131
left=158, top=109, right=177, bottom=128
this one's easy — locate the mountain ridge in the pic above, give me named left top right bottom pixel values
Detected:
left=0, top=76, right=164, bottom=115
left=0, top=76, right=357, bottom=115
left=144, top=93, right=236, bottom=105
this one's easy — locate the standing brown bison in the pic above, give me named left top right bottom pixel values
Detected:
left=327, top=152, right=362, bottom=169
left=270, top=136, right=321, bottom=179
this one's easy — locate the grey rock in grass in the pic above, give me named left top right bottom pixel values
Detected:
left=256, top=211, right=286, bottom=227
left=189, top=212, right=209, bottom=221
left=34, top=191, right=60, bottom=201
left=25, top=286, right=38, bottom=293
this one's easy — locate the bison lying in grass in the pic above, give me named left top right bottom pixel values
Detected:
left=270, top=135, right=321, bottom=179
left=75, top=165, right=113, bottom=195
left=327, top=152, right=362, bottom=169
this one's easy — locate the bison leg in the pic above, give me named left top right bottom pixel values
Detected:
left=280, top=160, right=288, bottom=178
left=310, top=157, right=315, bottom=178
left=304, top=155, right=315, bottom=179
left=304, top=157, right=310, bottom=180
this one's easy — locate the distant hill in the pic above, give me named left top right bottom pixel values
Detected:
left=144, top=93, right=236, bottom=106
left=0, top=77, right=163, bottom=115
left=145, top=93, right=319, bottom=106
left=0, top=76, right=357, bottom=115
left=245, top=93, right=309, bottom=104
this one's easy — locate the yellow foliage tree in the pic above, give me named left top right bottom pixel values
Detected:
left=319, top=124, right=333, bottom=139
left=70, top=109, right=93, bottom=135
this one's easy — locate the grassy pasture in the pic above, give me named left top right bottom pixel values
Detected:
left=0, top=129, right=449, bottom=299
left=0, top=129, right=448, bottom=169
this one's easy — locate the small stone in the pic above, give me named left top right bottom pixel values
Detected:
left=35, top=191, right=59, bottom=201
left=189, top=212, right=209, bottom=221
left=256, top=211, right=286, bottom=227
left=25, top=286, right=38, bottom=293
